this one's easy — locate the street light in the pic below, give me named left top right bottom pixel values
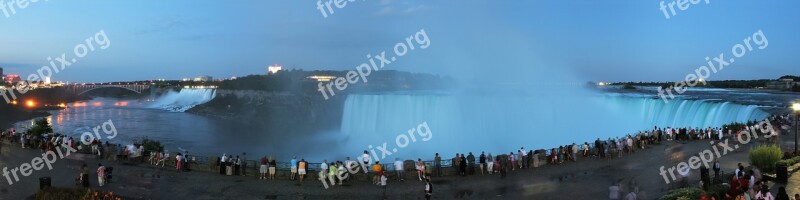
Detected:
left=794, top=102, right=800, bottom=155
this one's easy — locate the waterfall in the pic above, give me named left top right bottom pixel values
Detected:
left=337, top=93, right=769, bottom=158
left=149, top=89, right=216, bottom=112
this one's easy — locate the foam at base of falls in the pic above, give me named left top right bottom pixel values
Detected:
left=149, top=89, right=216, bottom=112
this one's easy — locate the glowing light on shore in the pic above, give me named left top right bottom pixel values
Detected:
left=793, top=102, right=800, bottom=111
left=73, top=102, right=88, bottom=107
left=113, top=101, right=129, bottom=107
left=91, top=102, right=103, bottom=107
left=10, top=100, right=18, bottom=105
left=25, top=100, right=36, bottom=108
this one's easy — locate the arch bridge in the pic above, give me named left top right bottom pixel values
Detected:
left=65, top=84, right=151, bottom=96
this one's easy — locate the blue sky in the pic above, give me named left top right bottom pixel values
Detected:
left=0, top=0, right=798, bottom=83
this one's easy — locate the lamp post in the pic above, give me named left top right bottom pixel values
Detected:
left=793, top=102, right=800, bottom=155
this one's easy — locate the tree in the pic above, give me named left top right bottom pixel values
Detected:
left=622, top=83, right=637, bottom=90
left=28, top=118, right=53, bottom=136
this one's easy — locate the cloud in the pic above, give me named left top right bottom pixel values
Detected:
left=135, top=17, right=197, bottom=35
left=402, top=5, right=430, bottom=14
left=373, top=0, right=430, bottom=16
left=379, top=0, right=394, bottom=6
left=375, top=7, right=396, bottom=16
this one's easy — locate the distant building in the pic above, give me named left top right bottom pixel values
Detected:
left=767, top=78, right=796, bottom=90
left=5, top=74, right=20, bottom=84
left=268, top=64, right=282, bottom=74
left=306, top=75, right=336, bottom=82
left=0, top=67, right=4, bottom=83
left=194, top=75, right=212, bottom=82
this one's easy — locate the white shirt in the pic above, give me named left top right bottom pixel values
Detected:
left=609, top=186, right=620, bottom=199
left=394, top=160, right=403, bottom=171
left=755, top=192, right=774, bottom=200
left=321, top=163, right=328, bottom=170
left=380, top=175, right=387, bottom=186
left=362, top=153, right=370, bottom=163
left=346, top=160, right=356, bottom=170
left=624, top=192, right=637, bottom=200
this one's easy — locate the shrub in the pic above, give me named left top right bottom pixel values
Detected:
left=133, top=137, right=164, bottom=153
left=659, top=187, right=704, bottom=200
left=749, top=144, right=783, bottom=172
left=707, top=184, right=729, bottom=199
left=776, top=156, right=800, bottom=166
left=28, top=118, right=53, bottom=137
left=35, top=188, right=123, bottom=200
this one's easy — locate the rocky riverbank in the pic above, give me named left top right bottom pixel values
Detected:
left=188, top=89, right=346, bottom=135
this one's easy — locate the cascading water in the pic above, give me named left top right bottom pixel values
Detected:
left=337, top=92, right=769, bottom=160
left=603, top=95, right=770, bottom=129
left=149, top=89, right=216, bottom=112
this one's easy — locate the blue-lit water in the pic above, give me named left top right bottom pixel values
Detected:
left=12, top=90, right=771, bottom=162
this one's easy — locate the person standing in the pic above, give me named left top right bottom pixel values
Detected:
left=97, top=163, right=106, bottom=187
left=519, top=148, right=527, bottom=169
left=336, top=162, right=346, bottom=185
left=583, top=142, right=590, bottom=157
left=467, top=152, right=475, bottom=175
left=609, top=181, right=621, bottom=200
left=184, top=151, right=191, bottom=171
left=416, top=158, right=426, bottom=181
left=509, top=152, right=516, bottom=170
left=298, top=159, right=308, bottom=182
left=487, top=153, right=494, bottom=174
left=290, top=156, right=298, bottom=180
left=571, top=143, right=579, bottom=162
left=234, top=155, right=241, bottom=176
left=362, top=150, right=371, bottom=174
left=79, top=163, right=90, bottom=188
left=219, top=154, right=227, bottom=175
left=320, top=159, right=328, bottom=181
left=479, top=152, right=486, bottom=175
left=712, top=159, right=721, bottom=178
left=380, top=172, right=388, bottom=199
left=394, top=158, right=404, bottom=181
left=175, top=153, right=183, bottom=172
left=260, top=156, right=269, bottom=180
left=241, top=152, right=247, bottom=176
left=424, top=178, right=433, bottom=200
left=434, top=153, right=442, bottom=177
left=269, top=157, right=277, bottom=180
left=327, top=162, right=337, bottom=186
left=459, top=154, right=467, bottom=176
left=453, top=154, right=460, bottom=175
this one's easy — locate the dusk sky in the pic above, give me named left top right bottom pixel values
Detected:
left=0, top=0, right=798, bottom=83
